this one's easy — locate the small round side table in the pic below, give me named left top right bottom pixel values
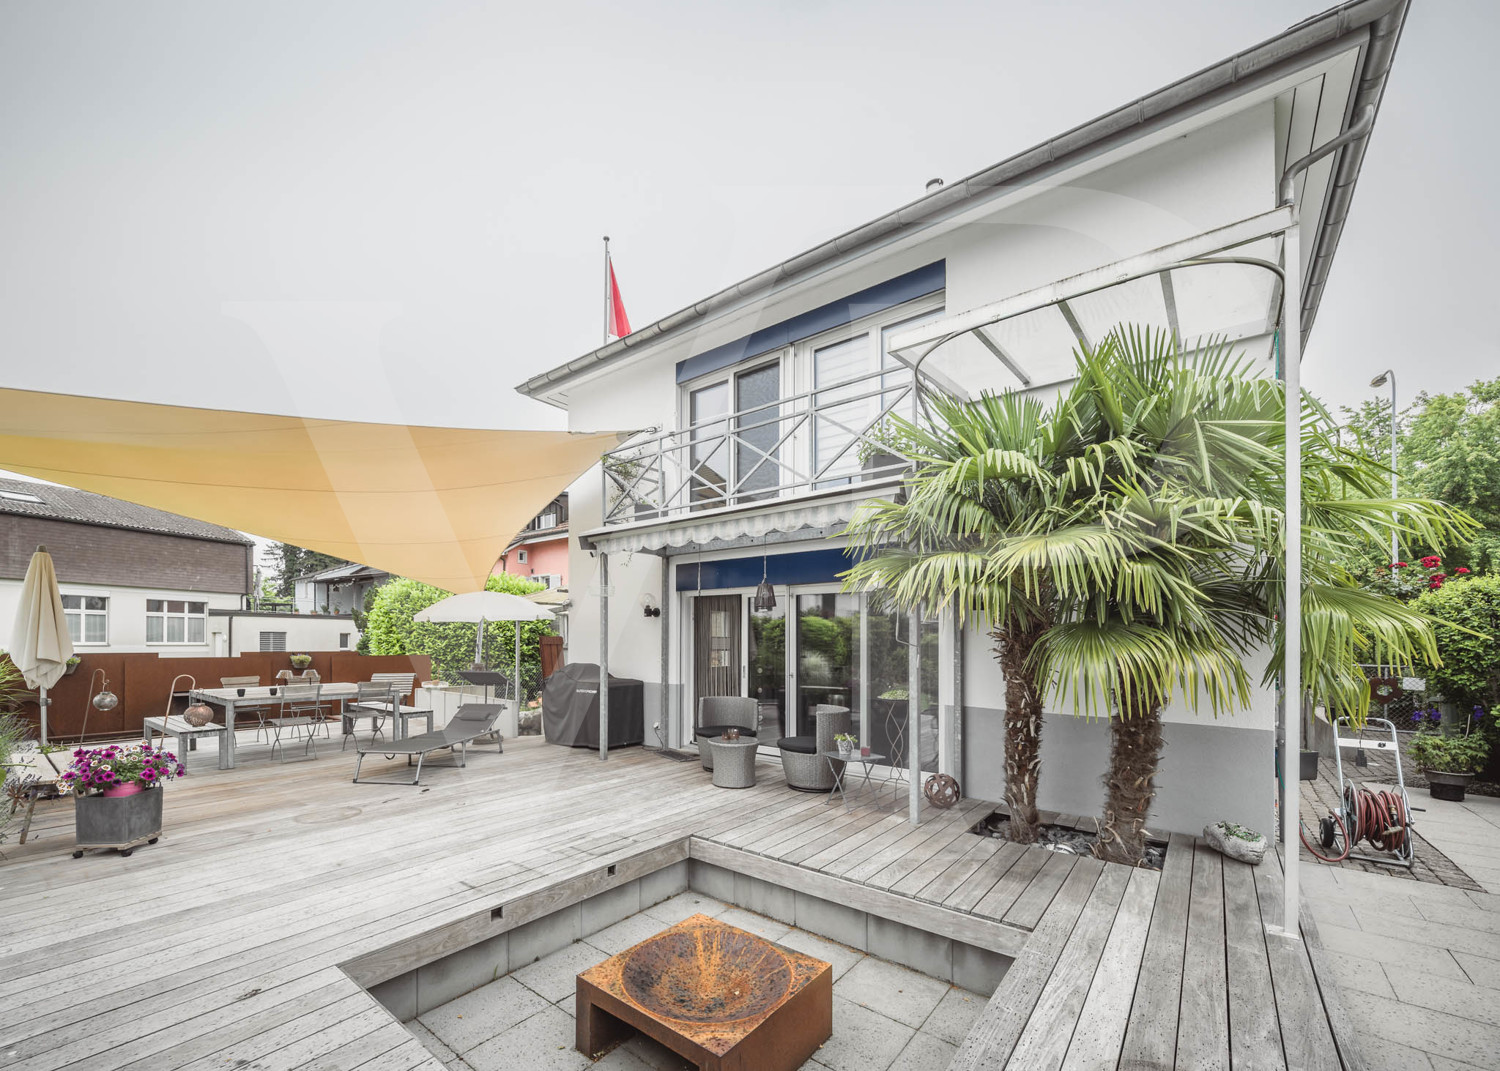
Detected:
left=824, top=751, right=888, bottom=811
left=703, top=737, right=759, bottom=789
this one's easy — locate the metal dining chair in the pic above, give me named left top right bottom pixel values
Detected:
left=267, top=683, right=324, bottom=762
left=342, top=680, right=395, bottom=750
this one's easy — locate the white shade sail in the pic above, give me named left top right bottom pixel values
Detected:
left=0, top=387, right=623, bottom=593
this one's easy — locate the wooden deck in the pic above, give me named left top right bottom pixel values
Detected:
left=0, top=734, right=1361, bottom=1070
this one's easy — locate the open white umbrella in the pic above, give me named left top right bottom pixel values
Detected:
left=9, top=545, right=74, bottom=745
left=414, top=591, right=554, bottom=701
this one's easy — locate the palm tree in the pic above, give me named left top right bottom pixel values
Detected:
left=843, top=390, right=1102, bottom=843
left=1030, top=328, right=1473, bottom=864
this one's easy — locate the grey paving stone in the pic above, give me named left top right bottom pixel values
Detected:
left=1453, top=949, right=1500, bottom=987
left=1352, top=992, right=1500, bottom=1068
left=463, top=1005, right=591, bottom=1071
left=919, top=986, right=986, bottom=1045
left=588, top=1044, right=655, bottom=1071
left=1316, top=922, right=1470, bottom=980
left=417, top=975, right=550, bottom=1056
left=834, top=955, right=949, bottom=1030
left=644, top=888, right=730, bottom=924
left=406, top=1020, right=469, bottom=1071
left=814, top=995, right=915, bottom=1071
left=888, top=1030, right=959, bottom=1070
left=776, top=927, right=865, bottom=981
left=588, top=912, right=672, bottom=955
left=511, top=939, right=612, bottom=1004
left=866, top=914, right=952, bottom=984
left=508, top=903, right=582, bottom=968
left=1378, top=963, right=1500, bottom=1027
left=716, top=906, right=793, bottom=942
left=417, top=930, right=510, bottom=1014
left=1321, top=951, right=1396, bottom=999
left=618, top=1033, right=696, bottom=1070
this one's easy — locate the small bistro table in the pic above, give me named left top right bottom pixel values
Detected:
left=187, top=683, right=360, bottom=769
left=702, top=737, right=759, bottom=789
left=824, top=750, right=889, bottom=812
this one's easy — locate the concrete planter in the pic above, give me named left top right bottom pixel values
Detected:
left=1425, top=770, right=1476, bottom=802
left=73, top=787, right=164, bottom=857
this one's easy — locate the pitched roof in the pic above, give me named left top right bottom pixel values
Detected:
left=0, top=476, right=253, bottom=545
left=517, top=0, right=1406, bottom=402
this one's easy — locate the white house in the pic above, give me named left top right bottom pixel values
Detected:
left=515, top=4, right=1405, bottom=839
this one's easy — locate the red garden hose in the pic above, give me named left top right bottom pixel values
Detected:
left=1300, top=785, right=1410, bottom=863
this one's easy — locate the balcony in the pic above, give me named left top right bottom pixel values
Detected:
left=601, top=365, right=914, bottom=526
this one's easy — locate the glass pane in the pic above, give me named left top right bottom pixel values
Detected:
left=748, top=596, right=786, bottom=742
left=61, top=595, right=81, bottom=609
left=147, top=599, right=163, bottom=612
left=167, top=617, right=185, bottom=643
left=146, top=617, right=164, bottom=643
left=867, top=610, right=941, bottom=772
left=187, top=617, right=205, bottom=643
left=66, top=614, right=81, bottom=642
left=735, top=364, right=781, bottom=501
left=813, top=334, right=872, bottom=487
left=689, top=381, right=730, bottom=509
left=189, top=601, right=206, bottom=614
left=84, top=615, right=106, bottom=644
left=84, top=596, right=107, bottom=611
left=794, top=593, right=860, bottom=740
left=166, top=600, right=185, bottom=613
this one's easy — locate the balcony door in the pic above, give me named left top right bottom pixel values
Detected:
left=687, top=360, right=782, bottom=510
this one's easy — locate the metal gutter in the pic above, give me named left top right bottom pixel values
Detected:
left=517, top=0, right=1406, bottom=402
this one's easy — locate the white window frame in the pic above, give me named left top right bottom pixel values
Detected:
left=145, top=598, right=209, bottom=646
left=61, top=593, right=110, bottom=646
left=517, top=548, right=528, bottom=564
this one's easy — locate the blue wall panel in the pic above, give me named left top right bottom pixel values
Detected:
left=675, top=548, right=856, bottom=592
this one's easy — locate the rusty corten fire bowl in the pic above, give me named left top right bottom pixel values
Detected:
left=577, top=914, right=832, bottom=1070
left=619, top=918, right=793, bottom=1023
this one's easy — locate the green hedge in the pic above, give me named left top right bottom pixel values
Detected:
left=362, top=574, right=553, bottom=698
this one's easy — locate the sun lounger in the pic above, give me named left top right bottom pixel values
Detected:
left=351, top=703, right=504, bottom=786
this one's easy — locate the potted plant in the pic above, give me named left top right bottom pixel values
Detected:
left=856, top=421, right=911, bottom=480
left=58, top=743, right=184, bottom=857
left=1409, top=731, right=1489, bottom=802
left=289, top=653, right=313, bottom=671
left=64, top=655, right=81, bottom=676
left=833, top=732, right=857, bottom=757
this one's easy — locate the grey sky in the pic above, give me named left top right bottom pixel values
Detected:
left=0, top=0, right=1493, bottom=435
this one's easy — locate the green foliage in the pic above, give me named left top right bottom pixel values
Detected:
left=362, top=574, right=552, bottom=697
left=1339, top=378, right=1500, bottom=574
left=1410, top=575, right=1500, bottom=710
left=262, top=543, right=352, bottom=598
left=0, top=657, right=30, bottom=714
left=1408, top=729, right=1490, bottom=774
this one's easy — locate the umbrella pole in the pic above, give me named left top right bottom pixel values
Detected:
left=514, top=625, right=522, bottom=705
left=38, top=685, right=48, bottom=746
left=475, top=616, right=485, bottom=668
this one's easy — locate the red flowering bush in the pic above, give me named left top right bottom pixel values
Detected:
left=1365, top=555, right=1473, bottom=601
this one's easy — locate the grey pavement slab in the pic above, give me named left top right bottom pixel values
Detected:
left=639, top=890, right=729, bottom=925
left=417, top=975, right=551, bottom=1056
left=463, top=1005, right=590, bottom=1071
left=776, top=927, right=866, bottom=981
left=920, top=986, right=987, bottom=1045
left=510, top=939, right=611, bottom=1004
left=812, top=995, right=916, bottom=1071
left=834, top=955, right=949, bottom=1030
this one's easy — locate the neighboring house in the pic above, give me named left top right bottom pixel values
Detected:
left=293, top=562, right=390, bottom=616
left=497, top=493, right=569, bottom=589
left=209, top=608, right=359, bottom=657
left=0, top=476, right=251, bottom=655
left=517, top=7, right=1405, bottom=839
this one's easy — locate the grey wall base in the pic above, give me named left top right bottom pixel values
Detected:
left=366, top=854, right=1010, bottom=1025
left=962, top=707, right=1275, bottom=840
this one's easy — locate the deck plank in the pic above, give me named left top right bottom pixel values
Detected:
left=1118, top=831, right=1194, bottom=1071
left=1059, top=866, right=1159, bottom=1071
left=1224, top=855, right=1288, bottom=1071
left=1176, top=839, right=1230, bottom=1071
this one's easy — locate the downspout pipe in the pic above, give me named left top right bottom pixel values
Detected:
left=1278, top=103, right=1376, bottom=206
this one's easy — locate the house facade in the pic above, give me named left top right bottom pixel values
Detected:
left=0, top=477, right=253, bottom=656
left=516, top=6, right=1405, bottom=838
left=293, top=562, right=390, bottom=616
left=496, top=493, right=569, bottom=590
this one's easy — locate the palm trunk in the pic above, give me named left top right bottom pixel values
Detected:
left=995, top=626, right=1045, bottom=844
left=1094, top=699, right=1164, bottom=866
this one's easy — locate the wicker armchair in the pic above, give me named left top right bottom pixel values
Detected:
left=694, top=696, right=760, bottom=770
left=778, top=704, right=851, bottom=791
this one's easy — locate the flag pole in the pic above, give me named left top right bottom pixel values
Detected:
left=603, top=235, right=611, bottom=346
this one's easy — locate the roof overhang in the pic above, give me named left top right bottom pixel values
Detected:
left=517, top=0, right=1406, bottom=407
left=0, top=387, right=623, bottom=593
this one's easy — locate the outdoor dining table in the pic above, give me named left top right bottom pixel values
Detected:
left=187, top=683, right=360, bottom=769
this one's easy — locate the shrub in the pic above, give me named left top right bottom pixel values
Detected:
left=1408, top=730, right=1490, bottom=775
left=362, top=574, right=551, bottom=695
left=1411, top=575, right=1500, bottom=710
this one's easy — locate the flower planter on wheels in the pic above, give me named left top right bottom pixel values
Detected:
left=1426, top=770, right=1476, bottom=803
left=73, top=786, right=163, bottom=858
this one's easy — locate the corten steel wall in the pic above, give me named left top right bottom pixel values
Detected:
left=2, top=651, right=432, bottom=740
left=0, top=516, right=252, bottom=594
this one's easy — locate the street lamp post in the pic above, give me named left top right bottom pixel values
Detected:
left=1370, top=370, right=1399, bottom=564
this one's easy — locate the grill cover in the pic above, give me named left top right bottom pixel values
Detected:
left=542, top=662, right=644, bottom=748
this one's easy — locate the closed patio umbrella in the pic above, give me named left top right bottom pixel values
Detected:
left=415, top=591, right=554, bottom=702
left=9, top=545, right=73, bottom=745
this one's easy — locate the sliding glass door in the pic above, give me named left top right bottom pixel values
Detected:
left=793, top=592, right=860, bottom=742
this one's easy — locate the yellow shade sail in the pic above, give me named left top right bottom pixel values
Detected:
left=0, top=387, right=622, bottom=593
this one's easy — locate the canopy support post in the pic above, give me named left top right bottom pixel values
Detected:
left=1280, top=213, right=1303, bottom=938
left=660, top=557, right=671, bottom=748
left=908, top=609, right=921, bottom=825
left=599, top=552, right=610, bottom=761
left=514, top=622, right=522, bottom=706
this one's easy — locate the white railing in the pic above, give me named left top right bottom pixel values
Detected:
left=601, top=367, right=914, bottom=525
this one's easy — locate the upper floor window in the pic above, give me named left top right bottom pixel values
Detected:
left=62, top=594, right=108, bottom=645
left=147, top=599, right=206, bottom=644
left=688, top=359, right=782, bottom=510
